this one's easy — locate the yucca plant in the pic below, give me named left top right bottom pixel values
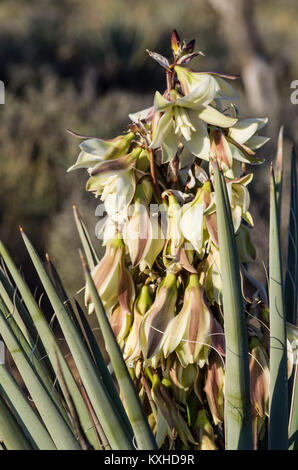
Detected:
left=0, top=31, right=297, bottom=451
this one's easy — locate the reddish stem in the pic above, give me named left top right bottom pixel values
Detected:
left=149, top=148, right=161, bottom=199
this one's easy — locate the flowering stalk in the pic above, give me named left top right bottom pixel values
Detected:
left=68, top=31, right=275, bottom=450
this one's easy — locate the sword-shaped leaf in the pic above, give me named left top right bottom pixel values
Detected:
left=0, top=363, right=56, bottom=450
left=20, top=229, right=133, bottom=450
left=0, top=393, right=32, bottom=450
left=268, top=166, right=288, bottom=449
left=0, top=308, right=80, bottom=450
left=0, top=240, right=100, bottom=450
left=213, top=162, right=253, bottom=450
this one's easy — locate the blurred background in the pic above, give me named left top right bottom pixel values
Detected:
left=0, top=0, right=297, bottom=296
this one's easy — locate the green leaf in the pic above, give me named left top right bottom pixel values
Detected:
left=268, top=166, right=288, bottom=449
left=74, top=300, right=134, bottom=441
left=20, top=229, right=133, bottom=450
left=73, top=205, right=99, bottom=271
left=0, top=364, right=56, bottom=450
left=0, top=393, right=32, bottom=450
left=0, top=268, right=39, bottom=350
left=0, top=298, right=70, bottom=425
left=213, top=163, right=253, bottom=450
left=0, top=308, right=80, bottom=450
left=0, top=240, right=100, bottom=450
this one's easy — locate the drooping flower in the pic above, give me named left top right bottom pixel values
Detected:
left=123, top=181, right=164, bottom=269
left=110, top=305, right=133, bottom=349
left=162, top=191, right=197, bottom=274
left=249, top=337, right=270, bottom=419
left=67, top=131, right=135, bottom=172
left=163, top=274, right=212, bottom=368
left=228, top=118, right=270, bottom=152
left=199, top=246, right=222, bottom=305
left=124, top=285, right=153, bottom=365
left=151, top=373, right=197, bottom=448
left=84, top=235, right=135, bottom=316
left=150, top=88, right=237, bottom=164
left=180, top=181, right=214, bottom=257
left=166, top=358, right=198, bottom=405
left=69, top=134, right=149, bottom=227
left=140, top=273, right=178, bottom=366
left=210, top=118, right=269, bottom=171
left=224, top=173, right=254, bottom=232
left=86, top=146, right=142, bottom=198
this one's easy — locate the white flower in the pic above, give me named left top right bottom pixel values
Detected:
left=150, top=86, right=237, bottom=163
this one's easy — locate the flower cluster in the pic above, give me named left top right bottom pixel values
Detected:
left=69, top=31, right=271, bottom=449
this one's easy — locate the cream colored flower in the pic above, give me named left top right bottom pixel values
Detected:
left=150, top=88, right=237, bottom=163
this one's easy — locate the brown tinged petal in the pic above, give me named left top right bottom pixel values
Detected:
left=173, top=245, right=198, bottom=274
left=118, top=255, right=135, bottom=315
left=141, top=273, right=178, bottom=360
left=204, top=351, right=225, bottom=426
left=203, top=183, right=219, bottom=247
left=249, top=338, right=270, bottom=418
left=90, top=148, right=141, bottom=177
left=110, top=305, right=133, bottom=348
left=124, top=184, right=152, bottom=267
left=84, top=240, right=123, bottom=315
left=209, top=314, right=225, bottom=357
left=210, top=128, right=233, bottom=169
left=163, top=274, right=212, bottom=368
